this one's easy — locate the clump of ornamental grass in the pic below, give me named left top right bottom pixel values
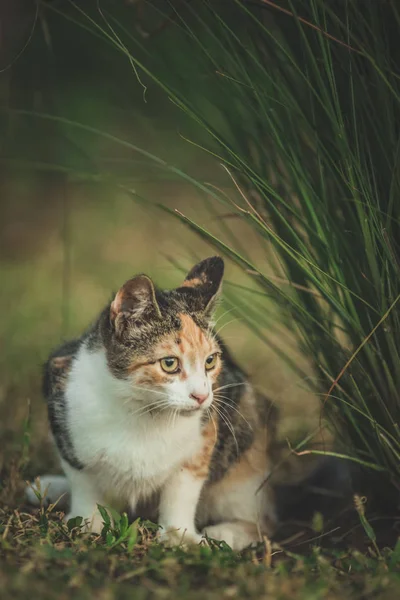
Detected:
left=4, top=0, right=400, bottom=504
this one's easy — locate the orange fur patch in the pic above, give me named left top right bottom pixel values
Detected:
left=177, top=314, right=215, bottom=369
left=184, top=418, right=218, bottom=479
left=208, top=428, right=269, bottom=488
left=180, top=314, right=204, bottom=344
left=128, top=313, right=220, bottom=384
left=181, top=277, right=204, bottom=288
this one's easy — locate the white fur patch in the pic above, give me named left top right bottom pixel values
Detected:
left=54, top=344, right=207, bottom=531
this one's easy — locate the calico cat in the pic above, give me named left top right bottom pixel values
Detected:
left=27, top=257, right=278, bottom=550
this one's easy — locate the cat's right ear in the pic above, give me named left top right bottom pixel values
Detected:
left=180, top=256, right=224, bottom=316
left=110, top=275, right=161, bottom=328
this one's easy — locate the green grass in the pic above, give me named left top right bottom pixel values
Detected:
left=1, top=497, right=400, bottom=600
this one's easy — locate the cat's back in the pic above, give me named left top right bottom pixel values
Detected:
left=43, top=338, right=82, bottom=402
left=43, top=337, right=85, bottom=470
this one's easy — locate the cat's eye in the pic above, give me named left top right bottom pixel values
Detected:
left=205, top=353, right=218, bottom=371
left=160, top=357, right=180, bottom=374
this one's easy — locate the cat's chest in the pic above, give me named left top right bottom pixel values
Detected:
left=112, top=420, right=200, bottom=476
left=76, top=411, right=202, bottom=483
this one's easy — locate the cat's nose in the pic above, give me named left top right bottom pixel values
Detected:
left=190, top=392, right=209, bottom=405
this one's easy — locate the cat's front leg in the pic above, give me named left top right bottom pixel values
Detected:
left=158, top=467, right=205, bottom=547
left=158, top=419, right=216, bottom=547
left=63, top=463, right=105, bottom=534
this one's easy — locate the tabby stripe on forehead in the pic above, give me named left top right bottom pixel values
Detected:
left=179, top=314, right=206, bottom=348
left=128, top=360, right=155, bottom=373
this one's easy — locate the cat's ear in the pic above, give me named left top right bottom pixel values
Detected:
left=110, top=275, right=161, bottom=325
left=180, top=256, right=224, bottom=316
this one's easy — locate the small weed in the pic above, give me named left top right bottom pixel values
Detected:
left=96, top=505, right=141, bottom=551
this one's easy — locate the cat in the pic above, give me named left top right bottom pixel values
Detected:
left=26, top=257, right=279, bottom=550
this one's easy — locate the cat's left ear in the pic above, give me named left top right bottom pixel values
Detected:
left=110, top=275, right=161, bottom=326
left=180, top=256, right=224, bottom=316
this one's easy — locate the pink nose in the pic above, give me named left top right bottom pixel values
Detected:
left=190, top=392, right=209, bottom=405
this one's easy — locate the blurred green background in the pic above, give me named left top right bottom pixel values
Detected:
left=0, top=0, right=318, bottom=480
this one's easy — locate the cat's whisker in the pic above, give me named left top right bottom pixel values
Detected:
left=212, top=405, right=240, bottom=452
left=213, top=382, right=248, bottom=393
left=146, top=403, right=171, bottom=421
left=170, top=407, right=176, bottom=430
left=215, top=317, right=241, bottom=337
left=208, top=307, right=237, bottom=333
left=122, top=385, right=172, bottom=409
left=211, top=406, right=239, bottom=457
left=207, top=409, right=218, bottom=443
left=173, top=409, right=187, bottom=453
left=173, top=408, right=179, bottom=432
left=122, top=391, right=171, bottom=411
left=126, top=398, right=169, bottom=414
left=123, top=396, right=143, bottom=407
left=127, top=406, right=163, bottom=420
left=213, top=396, right=253, bottom=430
left=127, top=399, right=172, bottom=419
left=166, top=404, right=175, bottom=430
left=124, top=400, right=155, bottom=414
left=167, top=407, right=180, bottom=441
left=210, top=404, right=239, bottom=456
left=130, top=384, right=171, bottom=398
left=213, top=393, right=237, bottom=400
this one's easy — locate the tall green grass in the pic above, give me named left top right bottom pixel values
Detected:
left=6, top=1, right=400, bottom=498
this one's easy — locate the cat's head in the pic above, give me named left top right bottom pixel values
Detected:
left=103, top=257, right=224, bottom=415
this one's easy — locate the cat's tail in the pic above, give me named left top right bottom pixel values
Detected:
left=25, top=475, right=70, bottom=511
left=274, top=456, right=352, bottom=521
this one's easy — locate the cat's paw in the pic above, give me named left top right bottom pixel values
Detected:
left=202, top=522, right=260, bottom=551
left=158, top=526, right=203, bottom=548
left=65, top=512, right=104, bottom=534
